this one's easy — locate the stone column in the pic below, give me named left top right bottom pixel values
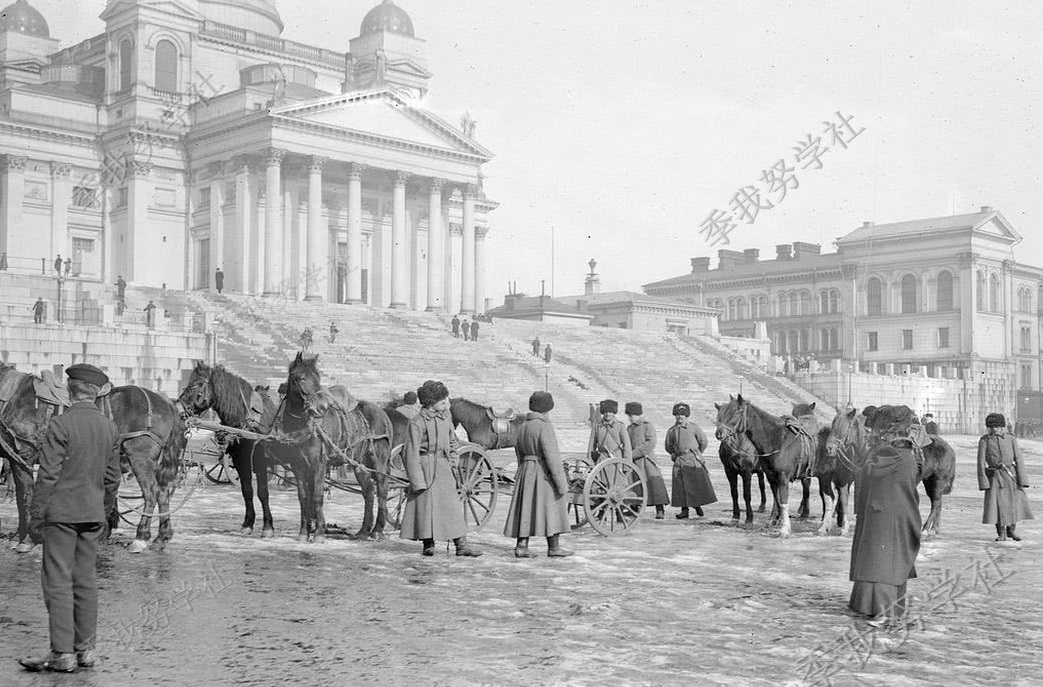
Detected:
left=262, top=147, right=285, bottom=295
left=390, top=171, right=410, bottom=308
left=345, top=163, right=364, bottom=304
left=232, top=158, right=252, bottom=294
left=305, top=156, right=326, bottom=300
left=475, top=227, right=488, bottom=313
left=0, top=155, right=27, bottom=263
left=426, top=178, right=446, bottom=311
left=449, top=222, right=463, bottom=315
left=208, top=162, right=225, bottom=294
left=126, top=159, right=152, bottom=282
left=958, top=252, right=974, bottom=354
left=255, top=183, right=267, bottom=295
left=49, top=162, right=72, bottom=265
left=460, top=184, right=477, bottom=314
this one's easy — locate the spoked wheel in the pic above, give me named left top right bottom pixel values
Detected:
left=388, top=446, right=408, bottom=530
left=204, top=454, right=239, bottom=486
left=565, top=456, right=595, bottom=530
left=117, top=493, right=144, bottom=527
left=453, top=443, right=498, bottom=532
left=583, top=458, right=647, bottom=536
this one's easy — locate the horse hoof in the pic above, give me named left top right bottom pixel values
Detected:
left=757, top=507, right=766, bottom=513
left=240, top=527, right=253, bottom=536
left=14, top=542, right=34, bottom=554
left=128, top=539, right=149, bottom=554
left=370, top=531, right=385, bottom=541
left=148, top=540, right=166, bottom=552
left=261, top=529, right=275, bottom=539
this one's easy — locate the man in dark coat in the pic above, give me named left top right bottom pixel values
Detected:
left=922, top=413, right=939, bottom=435
left=626, top=402, right=669, bottom=519
left=63, top=257, right=72, bottom=277
left=544, top=344, right=553, bottom=364
left=32, top=297, right=46, bottom=324
left=54, top=255, right=62, bottom=275
left=461, top=320, right=471, bottom=341
left=848, top=441, right=921, bottom=622
left=144, top=300, right=156, bottom=328
left=20, top=364, right=120, bottom=673
left=531, top=337, right=541, bottom=356
left=215, top=268, right=224, bottom=294
left=666, top=402, right=716, bottom=518
left=115, top=275, right=127, bottom=301
left=451, top=315, right=460, bottom=337
left=470, top=319, right=479, bottom=341
left=587, top=399, right=632, bottom=463
left=978, top=412, right=1033, bottom=541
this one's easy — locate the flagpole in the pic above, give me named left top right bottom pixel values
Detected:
left=550, top=224, right=555, bottom=296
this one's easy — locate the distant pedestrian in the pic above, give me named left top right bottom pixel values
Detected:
left=978, top=413, right=1033, bottom=542
left=329, top=321, right=339, bottom=344
left=462, top=321, right=471, bottom=341
left=32, top=297, right=45, bottom=324
left=115, top=275, right=126, bottom=301
left=144, top=300, right=156, bottom=328
left=63, top=258, right=72, bottom=277
left=0, top=251, right=8, bottom=270
left=115, top=298, right=125, bottom=317
left=299, top=327, right=313, bottom=352
left=531, top=337, right=541, bottom=356
left=451, top=315, right=460, bottom=338
left=215, top=268, right=224, bottom=294
left=544, top=344, right=552, bottom=364
left=53, top=255, right=62, bottom=275
left=470, top=319, right=479, bottom=342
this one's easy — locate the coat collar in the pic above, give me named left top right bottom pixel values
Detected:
left=526, top=412, right=548, bottom=422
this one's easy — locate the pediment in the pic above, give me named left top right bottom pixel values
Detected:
left=271, top=89, right=491, bottom=159
left=974, top=215, right=1020, bottom=241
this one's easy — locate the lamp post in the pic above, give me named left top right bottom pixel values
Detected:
left=55, top=274, right=64, bottom=324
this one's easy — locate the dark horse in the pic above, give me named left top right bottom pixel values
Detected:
left=718, top=436, right=767, bottom=526
left=270, top=352, right=395, bottom=541
left=824, top=406, right=868, bottom=537
left=449, top=397, right=526, bottom=450
left=715, top=394, right=816, bottom=538
left=790, top=402, right=852, bottom=536
left=178, top=362, right=278, bottom=536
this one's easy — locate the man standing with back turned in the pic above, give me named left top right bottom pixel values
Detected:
left=20, top=363, right=120, bottom=673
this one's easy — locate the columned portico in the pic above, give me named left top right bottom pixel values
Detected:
left=262, top=147, right=285, bottom=295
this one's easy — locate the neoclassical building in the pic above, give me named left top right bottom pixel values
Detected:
left=644, top=207, right=1043, bottom=390
left=0, top=0, right=496, bottom=312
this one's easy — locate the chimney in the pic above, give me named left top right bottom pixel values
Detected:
left=980, top=205, right=993, bottom=214
left=717, top=249, right=744, bottom=270
left=690, top=257, right=711, bottom=273
left=743, top=248, right=760, bottom=264
left=792, top=242, right=821, bottom=260
left=776, top=244, right=792, bottom=261
left=862, top=221, right=874, bottom=228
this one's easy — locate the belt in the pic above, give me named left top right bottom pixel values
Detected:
left=521, top=455, right=540, bottom=463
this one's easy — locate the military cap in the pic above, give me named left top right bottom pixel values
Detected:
left=529, top=391, right=554, bottom=413
left=599, top=399, right=618, bottom=414
left=672, top=402, right=691, bottom=417
left=65, top=363, right=109, bottom=387
left=624, top=402, right=643, bottom=416
left=985, top=413, right=1006, bottom=429
left=417, top=380, right=450, bottom=407
left=403, top=391, right=418, bottom=405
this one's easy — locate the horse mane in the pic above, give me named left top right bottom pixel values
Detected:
left=449, top=397, right=487, bottom=428
left=732, top=396, right=785, bottom=454
left=210, top=365, right=254, bottom=429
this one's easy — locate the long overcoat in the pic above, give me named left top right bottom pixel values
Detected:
left=628, top=419, right=669, bottom=506
left=400, top=407, right=466, bottom=541
left=588, top=419, right=632, bottom=462
left=977, top=429, right=1033, bottom=526
left=849, top=446, right=921, bottom=586
left=503, top=412, right=570, bottom=538
left=665, top=421, right=717, bottom=508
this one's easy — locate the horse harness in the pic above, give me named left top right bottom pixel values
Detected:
left=718, top=403, right=819, bottom=480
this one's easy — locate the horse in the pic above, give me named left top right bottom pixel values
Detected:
left=789, top=402, right=850, bottom=536
left=823, top=406, right=866, bottom=537
left=270, top=352, right=394, bottom=542
left=714, top=394, right=816, bottom=538
left=449, top=397, right=526, bottom=450
left=862, top=405, right=956, bottom=535
left=177, top=362, right=279, bottom=536
left=718, top=435, right=767, bottom=526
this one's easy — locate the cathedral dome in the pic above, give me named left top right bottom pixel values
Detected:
left=0, top=0, right=49, bottom=38
left=360, top=0, right=414, bottom=38
left=199, top=0, right=283, bottom=36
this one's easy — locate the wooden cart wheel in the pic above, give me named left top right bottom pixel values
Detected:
left=582, top=458, right=646, bottom=536
left=387, top=445, right=408, bottom=530
left=454, top=443, right=498, bottom=532
left=204, top=453, right=239, bottom=486
left=565, top=456, right=595, bottom=530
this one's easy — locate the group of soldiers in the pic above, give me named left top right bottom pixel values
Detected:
left=450, top=315, right=482, bottom=341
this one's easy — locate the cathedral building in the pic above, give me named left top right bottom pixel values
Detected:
left=0, top=0, right=496, bottom=313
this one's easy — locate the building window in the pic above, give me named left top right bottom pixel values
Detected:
left=938, top=327, right=949, bottom=349
left=788, top=330, right=798, bottom=353
left=799, top=329, right=809, bottom=352
left=1021, top=326, right=1032, bottom=353
left=199, top=187, right=211, bottom=208
left=71, top=237, right=96, bottom=276
left=989, top=273, right=1000, bottom=312
left=820, top=327, right=838, bottom=350
left=155, top=39, right=178, bottom=93
left=901, top=274, right=917, bottom=314
left=1018, top=286, right=1032, bottom=312
left=867, top=331, right=878, bottom=351
left=937, top=271, right=954, bottom=311
left=867, top=277, right=882, bottom=316
left=778, top=293, right=788, bottom=318
left=1022, top=364, right=1033, bottom=389
left=119, top=39, right=133, bottom=92
left=976, top=271, right=986, bottom=311
left=830, top=327, right=838, bottom=350
left=776, top=331, right=786, bottom=354
left=736, top=297, right=746, bottom=320
left=72, top=185, right=98, bottom=209
left=902, top=329, right=913, bottom=350
left=789, top=292, right=799, bottom=316
left=799, top=291, right=811, bottom=316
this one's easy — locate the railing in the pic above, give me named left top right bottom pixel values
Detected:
left=199, top=20, right=343, bottom=68
left=0, top=254, right=60, bottom=276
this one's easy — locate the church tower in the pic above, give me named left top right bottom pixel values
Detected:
left=347, top=0, right=431, bottom=99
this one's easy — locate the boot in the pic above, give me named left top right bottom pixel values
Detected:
left=453, top=536, right=482, bottom=557
left=514, top=537, right=537, bottom=558
left=995, top=524, right=1007, bottom=542
left=19, top=652, right=77, bottom=673
left=655, top=505, right=665, bottom=520
left=422, top=538, right=435, bottom=556
left=675, top=508, right=690, bottom=520
left=695, top=507, right=705, bottom=517
left=1007, top=525, right=1022, bottom=542
left=547, top=534, right=573, bottom=558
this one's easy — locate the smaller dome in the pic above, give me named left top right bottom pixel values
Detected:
left=0, top=0, right=49, bottom=38
left=360, top=0, right=414, bottom=38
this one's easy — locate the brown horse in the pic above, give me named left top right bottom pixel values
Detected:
left=718, top=436, right=767, bottom=525
left=269, top=352, right=394, bottom=541
left=790, top=402, right=850, bottom=536
left=449, top=397, right=526, bottom=450
left=177, top=362, right=278, bottom=536
left=824, top=406, right=869, bottom=537
left=715, top=394, right=815, bottom=538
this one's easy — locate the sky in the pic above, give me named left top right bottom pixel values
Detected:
left=33, top=0, right=1043, bottom=301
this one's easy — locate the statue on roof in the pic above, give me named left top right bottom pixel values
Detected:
left=460, top=111, right=478, bottom=138
left=374, top=48, right=387, bottom=83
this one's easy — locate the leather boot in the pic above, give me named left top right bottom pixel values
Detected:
left=453, top=536, right=483, bottom=557
left=1007, top=525, right=1022, bottom=542
left=675, top=508, right=690, bottom=520
left=514, top=537, right=537, bottom=558
left=695, top=507, right=705, bottom=517
left=655, top=505, right=665, bottom=520
left=422, top=538, right=435, bottom=556
left=19, top=652, right=77, bottom=673
left=547, top=534, right=574, bottom=557
left=995, top=524, right=1007, bottom=542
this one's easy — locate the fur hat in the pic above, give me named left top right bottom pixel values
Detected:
left=417, top=380, right=449, bottom=407
left=624, top=402, right=642, bottom=416
left=278, top=382, right=288, bottom=396
left=985, top=413, right=1006, bottom=429
left=66, top=363, right=109, bottom=388
left=529, top=391, right=554, bottom=413
left=923, top=413, right=934, bottom=419
left=672, top=402, right=691, bottom=417
left=403, top=391, right=417, bottom=405
left=599, top=399, right=618, bottom=414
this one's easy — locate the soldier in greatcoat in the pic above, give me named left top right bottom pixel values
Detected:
left=400, top=380, right=481, bottom=557
left=978, top=412, right=1033, bottom=541
left=20, top=364, right=120, bottom=673
left=503, top=391, right=573, bottom=558
left=587, top=399, right=632, bottom=463
left=625, top=402, right=669, bottom=519
left=665, top=402, right=716, bottom=519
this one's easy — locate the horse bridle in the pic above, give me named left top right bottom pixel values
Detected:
left=716, top=403, right=779, bottom=459
left=829, top=415, right=867, bottom=472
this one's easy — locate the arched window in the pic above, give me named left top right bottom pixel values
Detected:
left=830, top=327, right=838, bottom=350
left=820, top=290, right=829, bottom=314
left=937, top=271, right=954, bottom=311
left=901, top=274, right=917, bottom=314
left=119, top=39, right=133, bottom=91
left=820, top=328, right=830, bottom=350
left=776, top=331, right=786, bottom=354
left=799, top=329, right=809, bottom=352
left=1019, top=287, right=1032, bottom=312
left=736, top=297, right=747, bottom=320
left=989, top=273, right=1000, bottom=312
left=760, top=296, right=769, bottom=318
left=976, top=271, right=986, bottom=311
left=727, top=298, right=737, bottom=321
left=788, top=330, right=799, bottom=353
left=789, top=293, right=799, bottom=316
left=778, top=293, right=788, bottom=318
left=867, top=277, right=882, bottom=316
left=155, top=39, right=178, bottom=93
left=800, top=291, right=811, bottom=316
left=831, top=289, right=840, bottom=313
